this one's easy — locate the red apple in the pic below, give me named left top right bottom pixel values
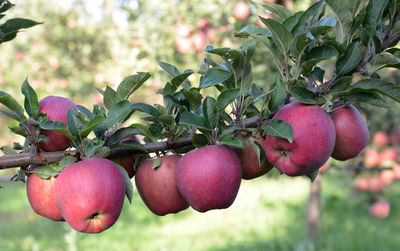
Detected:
left=26, top=167, right=63, bottom=221
left=319, top=161, right=329, bottom=173
left=176, top=145, right=241, bottom=212
left=135, top=155, right=189, bottom=215
left=54, top=158, right=125, bottom=233
left=373, top=131, right=390, bottom=147
left=380, top=169, right=394, bottom=185
left=206, top=27, right=222, bottom=43
left=393, top=164, right=400, bottom=179
left=355, top=177, right=369, bottom=192
left=176, top=24, right=192, bottom=38
left=234, top=1, right=250, bottom=20
left=191, top=32, right=207, bottom=51
left=368, top=176, right=384, bottom=192
left=233, top=134, right=273, bottom=179
left=265, top=102, right=336, bottom=176
left=37, top=96, right=78, bottom=152
left=109, top=135, right=139, bottom=178
left=369, top=201, right=390, bottom=218
left=379, top=148, right=398, bottom=166
left=176, top=37, right=193, bottom=54
left=363, top=148, right=380, bottom=168
left=331, top=105, right=369, bottom=161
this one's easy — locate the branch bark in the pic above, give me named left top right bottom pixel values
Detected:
left=0, top=116, right=260, bottom=169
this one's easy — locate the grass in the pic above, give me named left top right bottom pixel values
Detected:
left=0, top=169, right=400, bottom=251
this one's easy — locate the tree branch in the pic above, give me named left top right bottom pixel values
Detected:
left=0, top=116, right=260, bottom=169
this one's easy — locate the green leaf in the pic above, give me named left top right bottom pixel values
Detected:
left=203, top=96, right=218, bottom=129
left=192, top=134, right=209, bottom=148
left=158, top=61, right=181, bottom=77
left=257, top=0, right=293, bottom=21
left=32, top=165, right=59, bottom=179
left=290, top=33, right=308, bottom=60
left=130, top=102, right=161, bottom=117
left=259, top=17, right=292, bottom=55
left=103, top=86, right=120, bottom=110
left=117, top=72, right=151, bottom=101
left=0, top=91, right=24, bottom=118
left=58, top=156, right=77, bottom=169
left=80, top=115, right=105, bottom=138
left=235, top=24, right=271, bottom=38
left=301, top=46, right=338, bottom=76
left=310, top=17, right=337, bottom=37
left=361, top=0, right=389, bottom=45
left=76, top=105, right=94, bottom=120
left=289, top=86, right=317, bottom=104
left=218, top=134, right=245, bottom=149
left=179, top=112, right=209, bottom=130
left=200, top=68, right=232, bottom=88
left=367, top=52, right=400, bottom=73
left=292, top=1, right=325, bottom=36
left=117, top=140, right=146, bottom=152
left=9, top=126, right=28, bottom=137
left=0, top=18, right=41, bottom=42
left=351, top=79, right=400, bottom=102
left=282, top=12, right=304, bottom=33
left=106, top=126, right=147, bottom=147
left=67, top=108, right=83, bottom=141
left=205, top=47, right=230, bottom=56
left=0, top=106, right=21, bottom=121
left=0, top=145, right=17, bottom=155
left=114, top=163, right=134, bottom=203
left=21, top=78, right=39, bottom=118
left=325, top=0, right=357, bottom=43
left=182, top=88, right=202, bottom=111
left=216, top=88, right=240, bottom=111
left=262, top=119, right=293, bottom=143
left=344, top=92, right=390, bottom=108
left=306, top=169, right=319, bottom=182
left=336, top=41, right=364, bottom=75
left=268, top=80, right=287, bottom=112
left=40, top=120, right=75, bottom=140
left=152, top=157, right=162, bottom=170
left=171, top=71, right=194, bottom=90
left=248, top=137, right=267, bottom=167
left=0, top=1, right=14, bottom=13
left=94, top=101, right=133, bottom=138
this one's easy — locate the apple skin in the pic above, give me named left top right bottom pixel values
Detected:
left=368, top=177, right=384, bottom=192
left=176, top=37, right=193, bottom=54
left=26, top=170, right=64, bottom=221
left=369, top=201, right=390, bottom=218
left=37, top=96, right=78, bottom=152
left=355, top=177, right=369, bottom=192
left=233, top=1, right=250, bottom=20
left=191, top=32, right=207, bottom=51
left=54, top=158, right=125, bottom=233
left=379, top=148, right=398, bottom=166
left=175, top=24, right=191, bottom=38
left=380, top=170, right=394, bottom=185
left=233, top=134, right=273, bottom=180
left=109, top=135, right=139, bottom=178
left=135, top=155, right=189, bottom=216
left=373, top=131, right=390, bottom=147
left=363, top=148, right=380, bottom=168
left=393, top=164, right=400, bottom=179
left=176, top=145, right=242, bottom=212
left=264, top=102, right=336, bottom=176
left=331, top=105, right=369, bottom=161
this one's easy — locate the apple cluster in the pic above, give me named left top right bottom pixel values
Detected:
left=25, top=95, right=373, bottom=234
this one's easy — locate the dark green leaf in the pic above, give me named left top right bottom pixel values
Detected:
left=289, top=86, right=317, bottom=104
left=106, top=126, right=148, bottom=147
left=152, top=157, right=162, bottom=170
left=282, top=12, right=304, bottom=33
left=114, top=163, right=134, bottom=203
left=351, top=79, right=400, bottom=102
left=94, top=101, right=133, bottom=138
left=311, top=67, right=325, bottom=83
left=158, top=61, right=181, bottom=77
left=268, top=80, right=286, bottom=112
left=367, top=52, right=400, bottom=73
left=182, top=88, right=202, bottom=111
left=326, top=0, right=357, bottom=43
left=179, top=112, right=208, bottom=130
left=290, top=33, right=308, bottom=60
left=192, top=134, right=209, bottom=148
left=117, top=72, right=151, bottom=100
left=310, top=17, right=337, bottom=37
left=306, top=169, right=319, bottom=182
left=0, top=91, right=24, bottom=117
left=67, top=108, right=82, bottom=141
left=130, top=102, right=161, bottom=117
left=344, top=92, right=390, bottom=108
left=218, top=134, right=245, bottom=149
left=9, top=126, right=28, bottom=137
left=32, top=165, right=59, bottom=179
left=204, top=47, right=230, bottom=56
left=0, top=18, right=41, bottom=42
left=80, top=115, right=105, bottom=138
left=40, top=120, right=75, bottom=140
left=171, top=71, right=194, bottom=90
left=200, top=68, right=232, bottom=88
left=361, top=0, right=389, bottom=45
left=262, top=119, right=293, bottom=143
left=292, top=1, right=325, bottom=36
left=248, top=137, right=267, bottom=167
left=21, top=78, right=39, bottom=117
left=103, top=86, right=120, bottom=110
left=76, top=105, right=94, bottom=120
left=336, top=41, right=364, bottom=75
left=0, top=145, right=17, bottom=155
left=216, top=88, right=240, bottom=111
left=302, top=46, right=338, bottom=76
left=235, top=24, right=271, bottom=38
left=0, top=1, right=14, bottom=13
left=203, top=96, right=218, bottom=129
left=260, top=17, right=292, bottom=55
left=117, top=140, right=146, bottom=152
left=256, top=0, right=293, bottom=21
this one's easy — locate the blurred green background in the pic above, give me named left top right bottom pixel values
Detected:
left=1, top=0, right=400, bottom=250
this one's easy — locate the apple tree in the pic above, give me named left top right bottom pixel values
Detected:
left=0, top=0, right=399, bottom=238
